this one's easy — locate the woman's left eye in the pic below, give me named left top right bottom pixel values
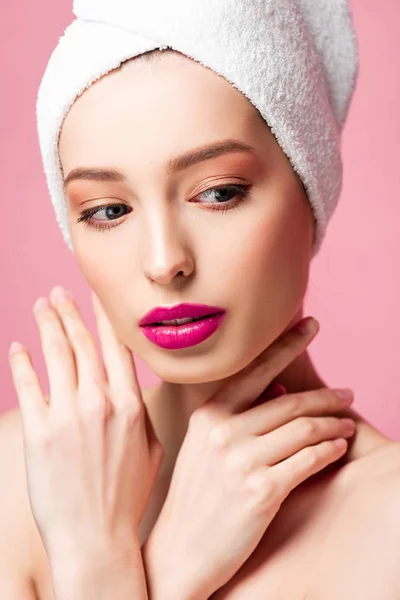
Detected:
left=195, top=184, right=251, bottom=210
left=76, top=184, right=251, bottom=232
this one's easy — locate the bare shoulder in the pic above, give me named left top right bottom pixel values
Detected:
left=0, top=407, right=39, bottom=598
left=0, top=407, right=34, bottom=559
left=345, top=439, right=400, bottom=522
left=309, top=440, right=400, bottom=600
left=345, top=437, right=400, bottom=493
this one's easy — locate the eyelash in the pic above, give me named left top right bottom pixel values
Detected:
left=75, top=183, right=252, bottom=233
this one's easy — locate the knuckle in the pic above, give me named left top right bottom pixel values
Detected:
left=276, top=332, right=302, bottom=355
left=112, top=387, right=140, bottom=408
left=48, top=336, right=69, bottom=360
left=18, top=371, right=37, bottom=391
left=49, top=409, right=76, bottom=437
left=247, top=470, right=278, bottom=505
left=117, top=400, right=144, bottom=423
left=298, top=416, right=318, bottom=437
left=84, top=402, right=107, bottom=421
left=317, top=387, right=336, bottom=404
left=301, top=445, right=319, bottom=469
left=187, top=409, right=201, bottom=431
left=226, top=448, right=253, bottom=474
left=226, top=451, right=248, bottom=475
left=327, top=416, right=341, bottom=430
left=208, top=422, right=233, bottom=448
left=79, top=388, right=108, bottom=417
left=189, top=406, right=211, bottom=431
left=279, top=335, right=294, bottom=351
left=28, top=424, right=52, bottom=447
left=285, top=394, right=302, bottom=415
left=74, top=328, right=96, bottom=351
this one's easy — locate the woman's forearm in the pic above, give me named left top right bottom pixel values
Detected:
left=49, top=539, right=149, bottom=600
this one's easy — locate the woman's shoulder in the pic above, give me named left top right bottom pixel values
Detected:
left=0, top=406, right=39, bottom=525
left=307, top=439, right=400, bottom=599
left=0, top=407, right=28, bottom=500
left=334, top=432, right=400, bottom=526
left=346, top=436, right=400, bottom=490
left=0, top=407, right=40, bottom=598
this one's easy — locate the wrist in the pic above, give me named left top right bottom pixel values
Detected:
left=47, top=529, right=142, bottom=564
left=142, top=536, right=213, bottom=600
left=52, top=542, right=143, bottom=574
left=49, top=537, right=147, bottom=599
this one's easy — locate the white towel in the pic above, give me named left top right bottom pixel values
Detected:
left=36, top=0, right=359, bottom=258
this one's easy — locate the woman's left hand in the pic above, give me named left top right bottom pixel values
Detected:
left=8, top=286, right=163, bottom=567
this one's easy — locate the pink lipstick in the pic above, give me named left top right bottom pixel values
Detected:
left=139, top=303, right=226, bottom=350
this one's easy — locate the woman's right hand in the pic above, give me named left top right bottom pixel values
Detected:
left=142, top=317, right=356, bottom=600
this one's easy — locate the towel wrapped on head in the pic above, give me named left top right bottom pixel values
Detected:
left=36, top=0, right=359, bottom=257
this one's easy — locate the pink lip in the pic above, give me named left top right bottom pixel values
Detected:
left=139, top=312, right=227, bottom=350
left=139, top=303, right=226, bottom=326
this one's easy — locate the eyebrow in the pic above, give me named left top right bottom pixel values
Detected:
left=62, top=139, right=259, bottom=189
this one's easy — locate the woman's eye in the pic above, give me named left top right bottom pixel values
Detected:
left=76, top=184, right=251, bottom=232
left=76, top=204, right=132, bottom=232
left=195, top=184, right=250, bottom=207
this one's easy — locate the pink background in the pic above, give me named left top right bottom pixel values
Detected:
left=1, top=1, right=399, bottom=439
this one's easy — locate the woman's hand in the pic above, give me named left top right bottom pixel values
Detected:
left=142, top=317, right=356, bottom=600
left=8, top=286, right=163, bottom=566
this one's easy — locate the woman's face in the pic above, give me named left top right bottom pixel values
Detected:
left=58, top=50, right=314, bottom=384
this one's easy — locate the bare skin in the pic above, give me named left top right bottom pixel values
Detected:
left=1, top=49, right=399, bottom=599
left=1, top=374, right=398, bottom=600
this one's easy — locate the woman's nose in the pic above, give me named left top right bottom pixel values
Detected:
left=142, top=217, right=194, bottom=285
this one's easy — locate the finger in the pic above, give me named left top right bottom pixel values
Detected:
left=205, top=316, right=319, bottom=415
left=250, top=416, right=355, bottom=467
left=48, top=286, right=106, bottom=393
left=269, top=438, right=349, bottom=499
left=8, top=341, right=47, bottom=432
left=32, top=296, right=77, bottom=407
left=91, top=291, right=142, bottom=409
left=229, top=387, right=354, bottom=437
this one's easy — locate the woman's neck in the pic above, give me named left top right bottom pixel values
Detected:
left=147, top=350, right=326, bottom=460
left=146, top=350, right=391, bottom=473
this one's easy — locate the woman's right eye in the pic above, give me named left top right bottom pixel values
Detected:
left=76, top=203, right=132, bottom=232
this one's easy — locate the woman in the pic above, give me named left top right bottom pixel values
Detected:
left=4, top=2, right=400, bottom=599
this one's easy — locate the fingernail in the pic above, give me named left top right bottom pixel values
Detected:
left=335, top=388, right=354, bottom=403
left=9, top=341, right=24, bottom=355
left=341, top=418, right=356, bottom=430
left=333, top=438, right=348, bottom=449
left=296, top=317, right=318, bottom=335
left=33, top=297, right=51, bottom=312
left=52, top=286, right=69, bottom=303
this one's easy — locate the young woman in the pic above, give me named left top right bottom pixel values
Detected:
left=3, top=4, right=400, bottom=600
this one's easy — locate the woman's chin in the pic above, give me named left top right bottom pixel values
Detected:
left=145, top=357, right=240, bottom=386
